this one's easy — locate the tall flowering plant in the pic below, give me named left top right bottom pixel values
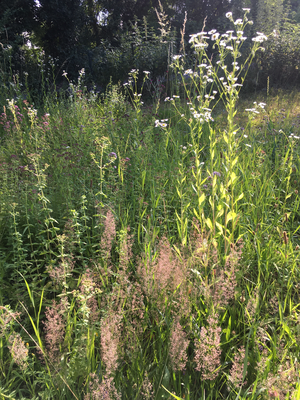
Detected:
left=166, top=9, right=267, bottom=253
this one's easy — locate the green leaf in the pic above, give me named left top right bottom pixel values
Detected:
left=198, top=192, right=206, bottom=207
left=226, top=211, right=237, bottom=223
left=234, top=192, right=244, bottom=205
left=162, top=386, right=184, bottom=400
left=215, top=221, right=224, bottom=234
left=206, top=217, right=213, bottom=230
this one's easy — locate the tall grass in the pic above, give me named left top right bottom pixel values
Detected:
left=1, top=10, right=300, bottom=400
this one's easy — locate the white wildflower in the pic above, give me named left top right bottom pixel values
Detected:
left=194, top=43, right=208, bottom=48
left=258, top=102, right=266, bottom=108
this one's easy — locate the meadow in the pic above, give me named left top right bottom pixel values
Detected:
left=1, top=11, right=300, bottom=400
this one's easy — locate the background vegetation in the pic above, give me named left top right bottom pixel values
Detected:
left=1, top=0, right=300, bottom=97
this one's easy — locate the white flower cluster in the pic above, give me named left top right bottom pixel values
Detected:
left=189, top=31, right=209, bottom=44
left=245, top=101, right=266, bottom=115
left=252, top=32, right=268, bottom=43
left=155, top=119, right=168, bottom=128
left=164, top=95, right=180, bottom=102
left=190, top=106, right=214, bottom=123
left=289, top=133, right=300, bottom=140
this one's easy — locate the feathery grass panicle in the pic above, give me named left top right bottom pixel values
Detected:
left=100, top=312, right=122, bottom=376
left=194, top=313, right=222, bottom=381
left=7, top=332, right=28, bottom=370
left=169, top=320, right=189, bottom=372
left=85, top=373, right=121, bottom=400
left=43, top=300, right=66, bottom=365
left=228, top=346, right=248, bottom=390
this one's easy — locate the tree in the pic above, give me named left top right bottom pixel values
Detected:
left=36, top=0, right=86, bottom=58
left=0, top=0, right=37, bottom=47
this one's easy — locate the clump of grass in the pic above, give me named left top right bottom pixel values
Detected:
left=1, top=8, right=300, bottom=400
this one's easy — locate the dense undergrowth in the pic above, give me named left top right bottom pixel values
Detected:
left=1, top=11, right=300, bottom=400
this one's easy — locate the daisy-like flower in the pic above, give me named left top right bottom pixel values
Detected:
left=226, top=12, right=233, bottom=19
left=208, top=29, right=217, bottom=35
left=252, top=33, right=267, bottom=43
left=242, top=8, right=250, bottom=12
left=173, top=55, right=182, bottom=60
left=212, top=33, right=220, bottom=40
left=234, top=19, right=243, bottom=25
left=155, top=119, right=168, bottom=128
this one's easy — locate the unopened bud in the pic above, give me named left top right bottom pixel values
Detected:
left=283, top=231, right=288, bottom=245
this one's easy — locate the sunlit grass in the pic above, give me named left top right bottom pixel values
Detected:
left=1, top=12, right=300, bottom=400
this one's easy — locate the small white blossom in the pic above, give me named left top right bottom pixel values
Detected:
left=226, top=12, right=233, bottom=19
left=258, top=102, right=266, bottom=108
left=234, top=19, right=243, bottom=25
left=155, top=119, right=168, bottom=128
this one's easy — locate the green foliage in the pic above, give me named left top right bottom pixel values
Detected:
left=1, top=10, right=300, bottom=400
left=256, top=21, right=300, bottom=87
